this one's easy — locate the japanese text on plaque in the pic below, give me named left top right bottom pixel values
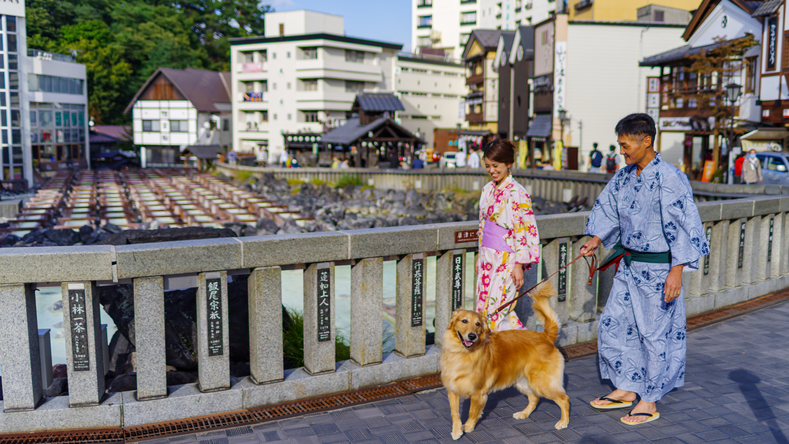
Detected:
left=317, top=268, right=331, bottom=342
left=412, top=258, right=424, bottom=327
left=68, top=288, right=90, bottom=371
left=206, top=278, right=223, bottom=356
left=451, top=253, right=463, bottom=311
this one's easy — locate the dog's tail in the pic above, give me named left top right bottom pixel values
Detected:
left=528, top=282, right=559, bottom=343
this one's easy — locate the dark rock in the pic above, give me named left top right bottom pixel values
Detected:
left=256, top=217, right=279, bottom=233
left=45, top=378, right=67, bottom=397
left=44, top=228, right=81, bottom=246
left=223, top=222, right=249, bottom=237
left=167, top=370, right=198, bottom=386
left=102, top=223, right=123, bottom=234
left=53, top=364, right=67, bottom=379
left=97, top=227, right=237, bottom=245
left=107, top=373, right=137, bottom=392
left=0, top=234, right=20, bottom=247
left=107, top=330, right=134, bottom=375
left=78, top=225, right=94, bottom=243
left=399, top=216, right=419, bottom=226
left=22, top=228, right=51, bottom=244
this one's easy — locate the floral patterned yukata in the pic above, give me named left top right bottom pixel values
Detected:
left=476, top=175, right=541, bottom=331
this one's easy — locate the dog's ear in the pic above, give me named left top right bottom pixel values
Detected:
left=480, top=314, right=491, bottom=334
left=447, top=308, right=464, bottom=329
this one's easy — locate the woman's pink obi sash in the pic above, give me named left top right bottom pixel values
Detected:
left=481, top=221, right=514, bottom=253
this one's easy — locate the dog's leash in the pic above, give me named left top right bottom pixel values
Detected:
left=486, top=253, right=597, bottom=320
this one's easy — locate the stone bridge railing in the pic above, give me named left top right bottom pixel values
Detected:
left=0, top=195, right=788, bottom=433
left=216, top=163, right=789, bottom=204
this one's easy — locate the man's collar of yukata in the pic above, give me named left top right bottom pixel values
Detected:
left=625, top=150, right=661, bottom=174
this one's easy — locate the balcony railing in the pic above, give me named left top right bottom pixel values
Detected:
left=27, top=49, right=75, bottom=63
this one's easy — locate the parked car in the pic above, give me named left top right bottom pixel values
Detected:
left=754, top=152, right=789, bottom=185
left=440, top=152, right=458, bottom=168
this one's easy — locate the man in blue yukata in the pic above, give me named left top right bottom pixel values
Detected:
left=579, top=113, right=709, bottom=425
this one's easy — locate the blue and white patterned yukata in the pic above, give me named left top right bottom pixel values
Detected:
left=585, top=153, right=709, bottom=402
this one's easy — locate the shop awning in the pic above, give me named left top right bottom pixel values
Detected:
left=740, top=128, right=789, bottom=141
left=526, top=114, right=552, bottom=138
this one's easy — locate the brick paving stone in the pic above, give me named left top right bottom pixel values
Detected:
left=363, top=416, right=392, bottom=428
left=336, top=420, right=369, bottom=431
left=316, top=432, right=349, bottom=444
left=283, top=427, right=315, bottom=438
left=257, top=430, right=286, bottom=443
left=397, top=420, right=426, bottom=433
left=378, top=433, right=410, bottom=444
left=343, top=428, right=375, bottom=441
left=401, top=430, right=434, bottom=442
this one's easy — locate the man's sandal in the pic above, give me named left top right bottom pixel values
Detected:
left=589, top=397, right=634, bottom=410
left=620, top=410, right=660, bottom=425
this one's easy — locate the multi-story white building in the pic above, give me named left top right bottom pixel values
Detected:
left=412, top=0, right=558, bottom=60
left=124, top=68, right=232, bottom=167
left=395, top=54, right=466, bottom=148
left=1, top=0, right=89, bottom=187
left=230, top=10, right=401, bottom=162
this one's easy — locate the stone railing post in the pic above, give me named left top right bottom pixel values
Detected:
left=248, top=266, right=284, bottom=384
left=61, top=282, right=105, bottom=406
left=396, top=254, right=426, bottom=357
left=725, top=218, right=746, bottom=288
left=783, top=213, right=789, bottom=276
left=770, top=213, right=783, bottom=278
left=541, top=239, right=569, bottom=326
left=685, top=222, right=715, bottom=316
left=435, top=250, right=465, bottom=347
left=708, top=221, right=728, bottom=293
left=742, top=216, right=760, bottom=287
left=757, top=215, right=774, bottom=281
left=197, top=271, right=230, bottom=392
left=304, top=262, right=335, bottom=374
left=133, top=276, right=167, bottom=400
left=0, top=284, right=42, bottom=411
left=570, top=236, right=597, bottom=323
left=351, top=258, right=383, bottom=366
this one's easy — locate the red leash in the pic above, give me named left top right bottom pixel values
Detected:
left=486, top=253, right=597, bottom=319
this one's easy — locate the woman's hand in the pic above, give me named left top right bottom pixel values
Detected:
left=580, top=236, right=602, bottom=257
left=664, top=265, right=684, bottom=303
left=512, top=265, right=524, bottom=290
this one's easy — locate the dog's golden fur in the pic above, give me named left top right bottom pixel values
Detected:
left=440, top=282, right=569, bottom=440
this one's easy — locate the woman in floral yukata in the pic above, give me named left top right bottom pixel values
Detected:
left=476, top=139, right=541, bottom=331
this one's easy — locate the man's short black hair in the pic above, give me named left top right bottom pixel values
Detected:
left=609, top=144, right=616, bottom=152
left=593, top=142, right=599, bottom=149
left=615, top=113, right=656, bottom=146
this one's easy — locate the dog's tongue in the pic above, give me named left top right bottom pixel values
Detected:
left=463, top=339, right=473, bottom=347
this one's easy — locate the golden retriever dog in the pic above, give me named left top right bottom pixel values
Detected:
left=440, top=282, right=569, bottom=440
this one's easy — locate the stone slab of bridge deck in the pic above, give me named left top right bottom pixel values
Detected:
left=137, top=300, right=789, bottom=444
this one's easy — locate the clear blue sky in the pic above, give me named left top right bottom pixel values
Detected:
left=260, top=0, right=412, bottom=52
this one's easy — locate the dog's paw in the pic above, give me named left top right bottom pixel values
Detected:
left=463, top=423, right=476, bottom=433
left=513, top=411, right=531, bottom=420
left=554, top=420, right=569, bottom=430
left=451, top=429, right=463, bottom=440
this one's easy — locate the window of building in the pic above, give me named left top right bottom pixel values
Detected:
left=461, top=11, right=477, bottom=25
left=243, top=52, right=254, bottom=63
left=303, top=111, right=319, bottom=122
left=27, top=74, right=84, bottom=95
left=345, top=50, right=365, bottom=63
left=261, top=110, right=268, bottom=122
left=261, top=80, right=268, bottom=92
left=417, top=0, right=432, bottom=6
left=7, top=34, right=16, bottom=53
left=222, top=119, right=229, bottom=131
left=417, top=36, right=432, bottom=47
left=345, top=80, right=365, bottom=93
left=302, top=47, right=318, bottom=59
left=170, top=120, right=188, bottom=132
left=654, top=10, right=665, bottom=22
left=287, top=82, right=291, bottom=89
left=273, top=114, right=277, bottom=120
left=246, top=82, right=254, bottom=92
left=287, top=51, right=291, bottom=58
left=418, top=15, right=433, bottom=28
left=279, top=24, right=285, bottom=36
left=143, top=120, right=160, bottom=132
left=302, top=79, right=318, bottom=91
left=746, top=57, right=757, bottom=93
left=287, top=114, right=292, bottom=120
left=260, top=50, right=268, bottom=62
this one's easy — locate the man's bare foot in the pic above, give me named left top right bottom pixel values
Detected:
left=591, top=389, right=637, bottom=407
left=622, top=400, right=657, bottom=424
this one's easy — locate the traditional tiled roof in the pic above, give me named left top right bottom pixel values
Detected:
left=640, top=42, right=722, bottom=66
left=353, top=93, right=405, bottom=112
left=753, top=0, right=782, bottom=16
left=123, top=68, right=230, bottom=114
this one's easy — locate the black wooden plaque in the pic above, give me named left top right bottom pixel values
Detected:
left=768, top=217, right=774, bottom=263
left=317, top=267, right=331, bottom=342
left=703, top=226, right=712, bottom=275
left=206, top=278, right=223, bottom=356
left=738, top=221, right=746, bottom=269
left=557, top=242, right=567, bottom=302
left=451, top=253, right=464, bottom=311
left=412, top=258, right=424, bottom=327
left=68, top=288, right=90, bottom=371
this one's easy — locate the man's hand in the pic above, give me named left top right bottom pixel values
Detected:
left=580, top=236, right=602, bottom=257
left=664, top=265, right=684, bottom=303
left=512, top=265, right=524, bottom=290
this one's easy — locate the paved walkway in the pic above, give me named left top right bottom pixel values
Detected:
left=143, top=301, right=789, bottom=444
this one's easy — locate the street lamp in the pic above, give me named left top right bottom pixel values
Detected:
left=725, top=83, right=742, bottom=183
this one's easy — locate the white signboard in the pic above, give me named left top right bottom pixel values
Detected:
left=458, top=101, right=466, bottom=120
left=554, top=41, right=566, bottom=118
left=0, top=0, right=25, bottom=17
left=658, top=117, right=693, bottom=130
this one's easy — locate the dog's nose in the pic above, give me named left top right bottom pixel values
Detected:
left=468, top=333, right=477, bottom=341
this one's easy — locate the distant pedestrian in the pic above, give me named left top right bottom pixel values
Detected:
left=734, top=153, right=745, bottom=184
left=412, top=156, right=424, bottom=169
left=456, top=150, right=467, bottom=168
left=605, top=145, right=619, bottom=174
left=468, top=148, right=480, bottom=169
left=290, top=156, right=300, bottom=168
left=589, top=142, right=603, bottom=173
left=256, top=149, right=267, bottom=167
left=228, top=150, right=238, bottom=165
left=331, top=157, right=340, bottom=169
left=742, top=149, right=762, bottom=184
left=280, top=150, right=289, bottom=167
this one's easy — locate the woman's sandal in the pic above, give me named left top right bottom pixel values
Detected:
left=620, top=410, right=660, bottom=425
left=589, top=396, right=634, bottom=410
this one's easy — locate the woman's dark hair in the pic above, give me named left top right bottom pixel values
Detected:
left=483, top=138, right=516, bottom=165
